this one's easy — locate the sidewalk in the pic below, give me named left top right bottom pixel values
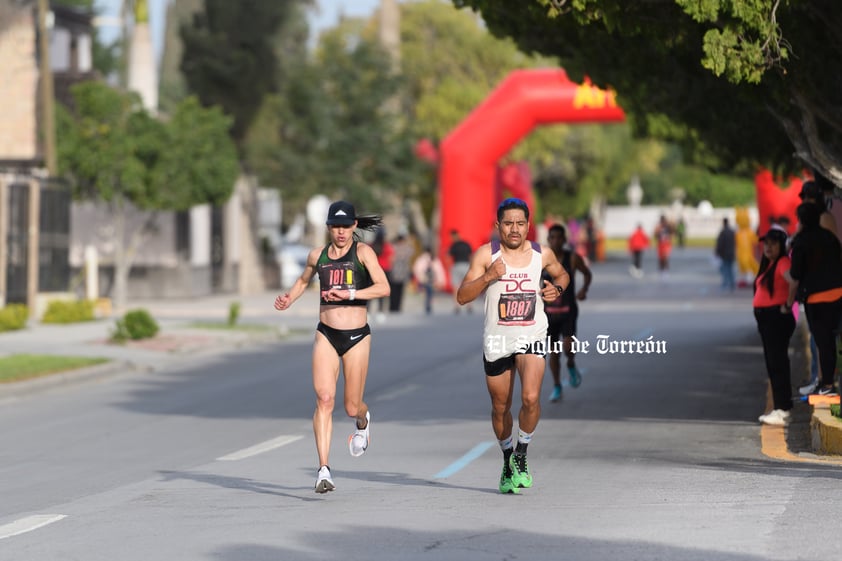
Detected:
left=0, top=287, right=455, bottom=395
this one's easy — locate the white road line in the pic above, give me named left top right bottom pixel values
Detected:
left=216, top=435, right=304, bottom=461
left=0, top=514, right=66, bottom=540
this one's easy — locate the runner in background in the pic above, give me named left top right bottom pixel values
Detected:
left=544, top=224, right=592, bottom=402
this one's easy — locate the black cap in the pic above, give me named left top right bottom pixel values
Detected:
left=799, top=180, right=821, bottom=200
left=759, top=226, right=788, bottom=243
left=326, top=201, right=356, bottom=226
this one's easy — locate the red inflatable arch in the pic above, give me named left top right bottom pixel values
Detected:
left=438, top=68, right=626, bottom=255
left=754, top=168, right=803, bottom=237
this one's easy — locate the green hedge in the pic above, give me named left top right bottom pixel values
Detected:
left=111, top=308, right=159, bottom=342
left=42, top=299, right=96, bottom=324
left=0, top=304, right=29, bottom=332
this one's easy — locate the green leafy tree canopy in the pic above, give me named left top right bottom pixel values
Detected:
left=453, top=0, right=842, bottom=185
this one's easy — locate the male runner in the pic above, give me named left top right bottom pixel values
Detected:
left=544, top=223, right=592, bottom=402
left=456, top=198, right=570, bottom=494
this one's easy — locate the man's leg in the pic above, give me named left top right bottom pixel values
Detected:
left=516, top=353, right=545, bottom=434
left=548, top=351, right=562, bottom=401
left=486, top=368, right=515, bottom=439
left=563, top=335, right=581, bottom=388
left=510, top=354, right=546, bottom=488
left=562, top=310, right=581, bottom=388
left=486, top=366, right=517, bottom=493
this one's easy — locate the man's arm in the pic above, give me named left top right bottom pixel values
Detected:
left=572, top=253, right=592, bottom=301
left=541, top=246, right=570, bottom=300
left=456, top=244, right=497, bottom=305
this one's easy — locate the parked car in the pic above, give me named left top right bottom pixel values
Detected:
left=278, top=243, right=311, bottom=289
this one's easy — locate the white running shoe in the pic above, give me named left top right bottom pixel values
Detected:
left=315, top=465, right=335, bottom=494
left=758, top=409, right=791, bottom=426
left=349, top=411, right=370, bottom=457
left=799, top=380, right=819, bottom=396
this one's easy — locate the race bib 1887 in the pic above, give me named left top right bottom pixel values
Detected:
left=497, top=292, right=536, bottom=325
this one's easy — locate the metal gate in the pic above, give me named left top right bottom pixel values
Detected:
left=210, top=205, right=224, bottom=290
left=5, top=183, right=29, bottom=304
left=39, top=181, right=70, bottom=292
left=3, top=180, right=70, bottom=304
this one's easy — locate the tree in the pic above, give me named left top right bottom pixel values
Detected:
left=245, top=18, right=424, bottom=219
left=179, top=0, right=312, bottom=149
left=400, top=1, right=657, bottom=217
left=56, top=81, right=239, bottom=311
left=452, top=0, right=842, bottom=185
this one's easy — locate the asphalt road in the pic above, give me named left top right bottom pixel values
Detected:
left=1, top=248, right=841, bottom=561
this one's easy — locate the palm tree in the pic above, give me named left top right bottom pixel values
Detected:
left=121, top=0, right=158, bottom=111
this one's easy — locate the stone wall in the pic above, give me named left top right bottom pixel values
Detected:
left=0, top=4, right=38, bottom=160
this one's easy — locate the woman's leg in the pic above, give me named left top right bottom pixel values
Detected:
left=312, top=333, right=341, bottom=467
left=341, top=335, right=372, bottom=428
left=761, top=309, right=796, bottom=410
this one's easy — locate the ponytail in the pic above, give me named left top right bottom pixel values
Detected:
left=354, top=214, right=384, bottom=240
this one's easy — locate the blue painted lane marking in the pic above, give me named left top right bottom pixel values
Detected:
left=434, top=441, right=495, bottom=479
left=633, top=327, right=654, bottom=341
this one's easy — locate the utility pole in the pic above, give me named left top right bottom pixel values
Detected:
left=0, top=179, right=6, bottom=308
left=37, top=0, right=57, bottom=175
left=32, top=0, right=53, bottom=316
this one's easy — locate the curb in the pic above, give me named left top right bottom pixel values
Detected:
left=0, top=360, right=137, bottom=399
left=811, top=407, right=842, bottom=455
left=0, top=328, right=304, bottom=399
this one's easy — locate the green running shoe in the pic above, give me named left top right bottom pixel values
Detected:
left=549, top=384, right=562, bottom=402
left=509, top=453, right=533, bottom=488
left=499, top=461, right=520, bottom=494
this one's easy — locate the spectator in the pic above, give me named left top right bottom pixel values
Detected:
left=794, top=181, right=840, bottom=395
left=584, top=216, right=597, bottom=262
left=388, top=233, right=414, bottom=313
left=753, top=227, right=796, bottom=425
left=627, top=223, right=650, bottom=278
left=653, top=215, right=674, bottom=279
left=676, top=217, right=687, bottom=248
left=715, top=217, right=736, bottom=292
left=785, top=203, right=842, bottom=396
left=448, top=229, right=474, bottom=314
left=412, top=247, right=446, bottom=315
left=371, top=228, right=394, bottom=321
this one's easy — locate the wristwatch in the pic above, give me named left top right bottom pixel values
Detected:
left=348, top=288, right=356, bottom=301
left=554, top=284, right=564, bottom=296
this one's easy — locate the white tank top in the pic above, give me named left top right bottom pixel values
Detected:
left=483, top=240, right=549, bottom=362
